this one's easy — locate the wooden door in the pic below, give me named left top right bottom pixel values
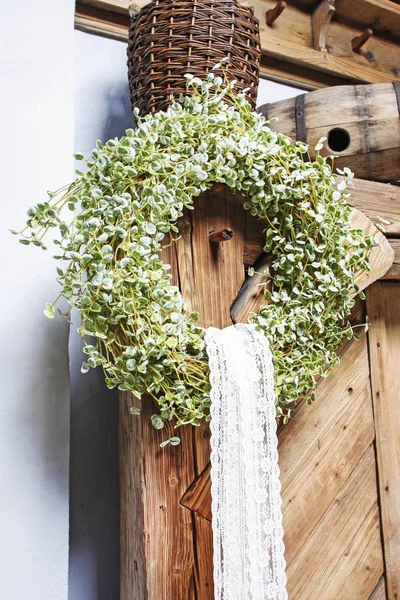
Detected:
left=119, top=185, right=400, bottom=599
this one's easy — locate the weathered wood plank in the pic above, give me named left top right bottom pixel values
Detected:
left=176, top=186, right=247, bottom=599
left=259, top=54, right=350, bottom=89
left=280, top=332, right=375, bottom=566
left=382, top=240, right=400, bottom=280
left=286, top=445, right=384, bottom=600
left=254, top=1, right=400, bottom=84
left=175, top=187, right=246, bottom=330
left=366, top=281, right=400, bottom=599
left=345, top=179, right=400, bottom=236
left=76, top=0, right=400, bottom=85
left=289, top=0, right=400, bottom=37
left=119, top=394, right=147, bottom=599
left=119, top=393, right=197, bottom=600
left=191, top=513, right=214, bottom=597
left=236, top=208, right=394, bottom=324
left=119, top=187, right=246, bottom=599
left=334, top=0, right=400, bottom=40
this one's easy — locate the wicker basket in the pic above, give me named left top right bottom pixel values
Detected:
left=127, top=0, right=260, bottom=115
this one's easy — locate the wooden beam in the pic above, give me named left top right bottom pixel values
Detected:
left=366, top=281, right=400, bottom=598
left=75, top=3, right=129, bottom=41
left=259, top=54, right=352, bottom=89
left=289, top=0, right=400, bottom=40
left=75, top=0, right=400, bottom=87
left=119, top=186, right=247, bottom=599
left=335, top=0, right=400, bottom=40
left=254, top=2, right=400, bottom=85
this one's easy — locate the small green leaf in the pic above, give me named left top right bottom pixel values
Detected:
left=151, top=414, right=164, bottom=429
left=44, top=303, right=54, bottom=319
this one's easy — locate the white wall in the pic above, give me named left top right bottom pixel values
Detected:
left=68, top=31, right=130, bottom=600
left=0, top=3, right=74, bottom=599
left=258, top=78, right=303, bottom=105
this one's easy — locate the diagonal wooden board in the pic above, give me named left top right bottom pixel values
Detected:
left=366, top=282, right=400, bottom=599
left=231, top=207, right=394, bottom=324
left=181, top=331, right=385, bottom=598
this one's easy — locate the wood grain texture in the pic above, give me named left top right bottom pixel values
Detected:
left=263, top=83, right=400, bottom=182
left=119, top=393, right=197, bottom=600
left=311, top=0, right=335, bottom=52
left=174, top=187, right=246, bottom=329
left=259, top=54, right=351, bottom=90
left=279, top=333, right=375, bottom=567
left=237, top=208, right=394, bottom=324
left=382, top=240, right=400, bottom=280
left=254, top=0, right=400, bottom=84
left=191, top=512, right=214, bottom=596
left=366, top=281, right=400, bottom=599
left=334, top=0, right=400, bottom=39
left=119, top=393, right=147, bottom=599
left=345, top=179, right=400, bottom=236
left=75, top=2, right=129, bottom=41
left=350, top=208, right=394, bottom=291
left=76, top=0, right=400, bottom=86
left=286, top=446, right=384, bottom=600
left=119, top=187, right=246, bottom=599
left=181, top=464, right=212, bottom=520
left=230, top=253, right=271, bottom=324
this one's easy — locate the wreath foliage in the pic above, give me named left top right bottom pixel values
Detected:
left=14, top=71, right=375, bottom=442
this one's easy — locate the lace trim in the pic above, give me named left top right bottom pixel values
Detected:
left=205, top=324, right=287, bottom=600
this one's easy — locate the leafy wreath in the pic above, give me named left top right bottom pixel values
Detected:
left=14, top=71, right=375, bottom=444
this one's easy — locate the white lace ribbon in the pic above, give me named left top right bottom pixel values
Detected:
left=205, top=324, right=287, bottom=600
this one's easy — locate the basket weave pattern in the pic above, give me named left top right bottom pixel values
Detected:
left=127, top=0, right=260, bottom=115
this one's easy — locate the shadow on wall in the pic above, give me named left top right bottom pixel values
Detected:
left=100, top=85, right=133, bottom=142
left=69, top=73, right=133, bottom=600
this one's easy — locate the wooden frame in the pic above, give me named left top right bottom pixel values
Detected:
left=75, top=0, right=400, bottom=90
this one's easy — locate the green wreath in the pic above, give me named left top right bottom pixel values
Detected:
left=14, top=71, right=375, bottom=444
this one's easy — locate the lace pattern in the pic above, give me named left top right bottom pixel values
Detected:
left=205, top=324, right=287, bottom=600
